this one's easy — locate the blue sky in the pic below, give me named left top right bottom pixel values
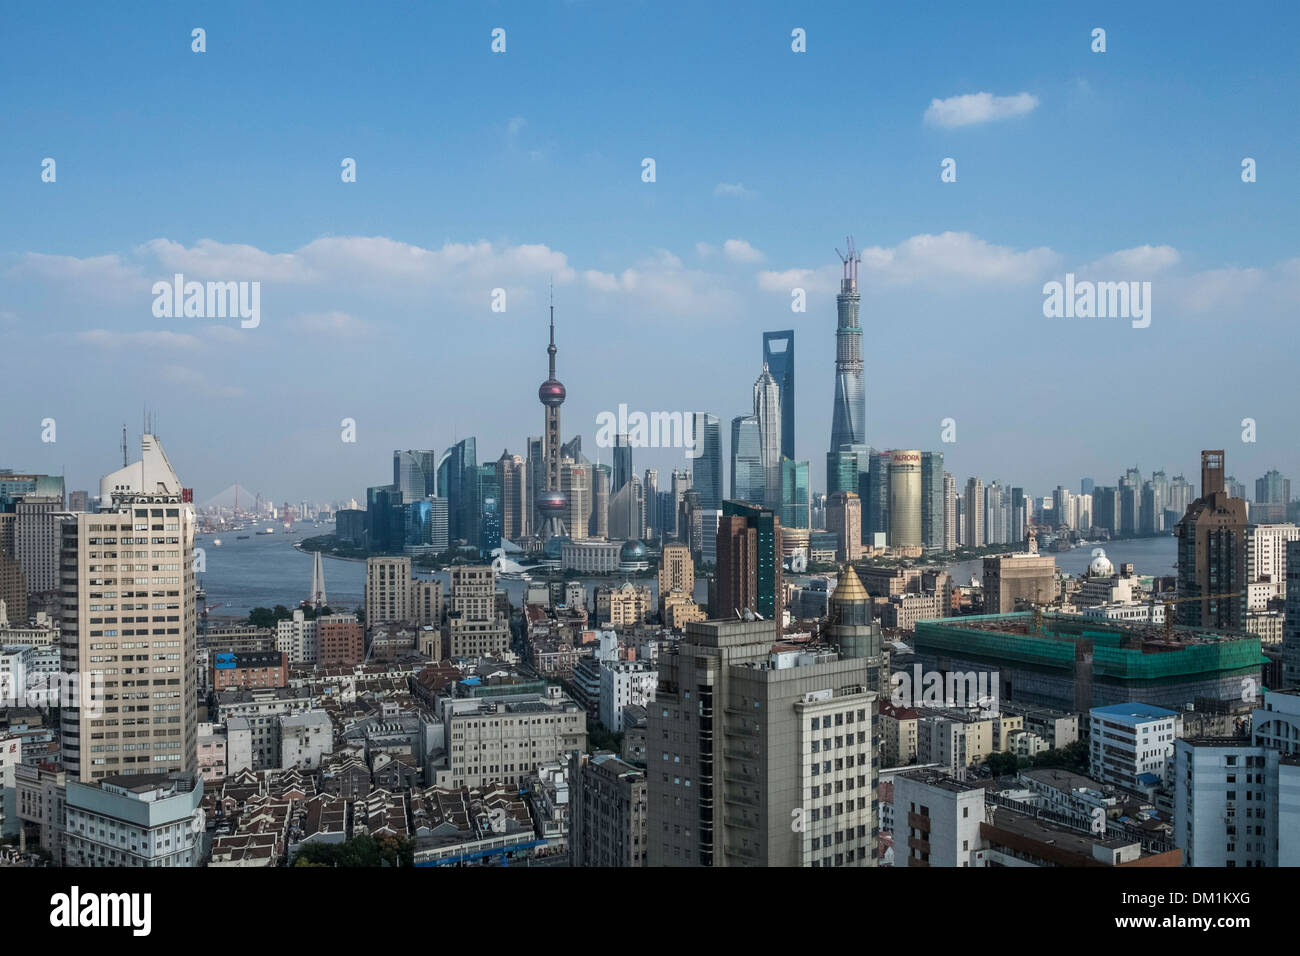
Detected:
left=2, top=0, right=1297, bottom=504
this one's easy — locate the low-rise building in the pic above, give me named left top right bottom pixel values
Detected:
left=64, top=772, right=204, bottom=867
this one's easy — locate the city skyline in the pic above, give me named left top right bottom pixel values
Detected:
left=2, top=2, right=1298, bottom=502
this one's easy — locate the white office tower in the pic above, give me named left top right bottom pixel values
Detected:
left=60, top=433, right=198, bottom=782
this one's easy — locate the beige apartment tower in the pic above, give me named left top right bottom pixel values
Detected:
left=60, top=434, right=198, bottom=782
left=365, top=556, right=412, bottom=624
left=826, top=491, right=863, bottom=562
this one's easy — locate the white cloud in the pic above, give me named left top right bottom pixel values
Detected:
left=291, top=311, right=373, bottom=338
left=924, top=91, right=1039, bottom=128
left=76, top=329, right=204, bottom=350
left=695, top=242, right=716, bottom=259
left=1081, top=245, right=1180, bottom=275
left=714, top=182, right=756, bottom=199
left=8, top=252, right=145, bottom=299
left=139, top=238, right=311, bottom=282
left=723, top=239, right=764, bottom=264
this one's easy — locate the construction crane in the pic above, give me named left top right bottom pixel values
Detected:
left=1150, top=591, right=1243, bottom=638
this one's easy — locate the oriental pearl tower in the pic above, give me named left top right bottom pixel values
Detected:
left=536, top=295, right=568, bottom=541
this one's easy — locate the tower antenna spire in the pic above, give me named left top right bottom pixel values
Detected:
left=835, top=235, right=860, bottom=283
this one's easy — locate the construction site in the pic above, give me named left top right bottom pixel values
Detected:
left=912, top=611, right=1265, bottom=713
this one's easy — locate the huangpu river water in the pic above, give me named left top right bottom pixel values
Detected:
left=945, top=535, right=1178, bottom=587
left=197, top=522, right=705, bottom=615
left=198, top=522, right=1178, bottom=617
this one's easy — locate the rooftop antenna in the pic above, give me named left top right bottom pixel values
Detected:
left=122, top=425, right=128, bottom=468
left=835, top=235, right=860, bottom=284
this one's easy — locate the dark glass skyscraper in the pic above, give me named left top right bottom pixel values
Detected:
left=829, top=240, right=866, bottom=455
left=920, top=451, right=945, bottom=551
left=731, top=415, right=764, bottom=504
left=612, top=434, right=632, bottom=495
left=762, top=330, right=795, bottom=461
left=691, top=412, right=722, bottom=511
left=443, top=437, right=476, bottom=543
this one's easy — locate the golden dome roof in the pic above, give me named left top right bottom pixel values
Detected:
left=831, top=564, right=869, bottom=602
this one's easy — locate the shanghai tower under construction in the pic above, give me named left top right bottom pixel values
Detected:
left=829, top=237, right=866, bottom=452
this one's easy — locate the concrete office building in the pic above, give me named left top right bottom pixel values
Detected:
left=434, top=687, right=586, bottom=790
left=59, top=433, right=198, bottom=782
left=894, top=769, right=986, bottom=867
left=1088, top=703, right=1182, bottom=791
left=568, top=750, right=649, bottom=867
left=888, top=451, right=922, bottom=549
left=15, top=496, right=63, bottom=597
left=446, top=565, right=509, bottom=659
left=647, top=618, right=879, bottom=867
left=658, top=544, right=694, bottom=616
left=599, top=660, right=657, bottom=733
left=982, top=532, right=1057, bottom=614
left=569, top=749, right=650, bottom=868
left=1174, top=691, right=1300, bottom=867
left=64, top=771, right=204, bottom=867
left=365, top=556, right=412, bottom=625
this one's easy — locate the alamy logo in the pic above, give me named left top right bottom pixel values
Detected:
left=1042, top=273, right=1150, bottom=329
left=50, top=887, right=151, bottom=936
left=594, top=404, right=703, bottom=459
left=891, top=666, right=999, bottom=710
left=151, top=273, right=261, bottom=328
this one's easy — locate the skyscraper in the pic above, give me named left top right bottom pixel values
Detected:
left=1175, top=450, right=1248, bottom=631
left=920, top=452, right=945, bottom=552
left=609, top=474, right=646, bottom=541
left=888, top=451, right=922, bottom=549
left=642, top=468, right=658, bottom=538
left=829, top=238, right=866, bottom=453
left=590, top=466, right=610, bottom=539
left=964, top=478, right=985, bottom=547
left=536, top=302, right=569, bottom=541
left=943, top=472, right=958, bottom=552
left=1256, top=470, right=1291, bottom=524
left=762, top=330, right=795, bottom=461
left=730, top=415, right=764, bottom=505
left=690, top=412, right=722, bottom=511
left=495, top=450, right=527, bottom=542
left=865, top=450, right=891, bottom=547
left=612, top=434, right=633, bottom=495
left=780, top=459, right=810, bottom=530
left=715, top=500, right=783, bottom=622
left=441, top=438, right=477, bottom=544
left=826, top=491, right=862, bottom=562
left=753, top=363, right=782, bottom=512
left=61, top=433, right=198, bottom=781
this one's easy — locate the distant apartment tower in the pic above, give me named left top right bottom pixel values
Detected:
left=590, top=466, right=610, bottom=539
left=60, top=434, right=198, bottom=782
left=920, top=452, right=945, bottom=551
left=964, top=478, right=985, bottom=548
left=1255, top=470, right=1291, bottom=524
left=943, top=473, right=957, bottom=552
left=495, top=450, right=528, bottom=542
left=1175, top=451, right=1248, bottom=631
left=317, top=614, right=364, bottom=666
left=15, top=496, right=63, bottom=597
left=647, top=618, right=878, bottom=866
left=715, top=501, right=783, bottom=622
left=825, top=491, right=862, bottom=563
left=365, top=556, right=412, bottom=624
